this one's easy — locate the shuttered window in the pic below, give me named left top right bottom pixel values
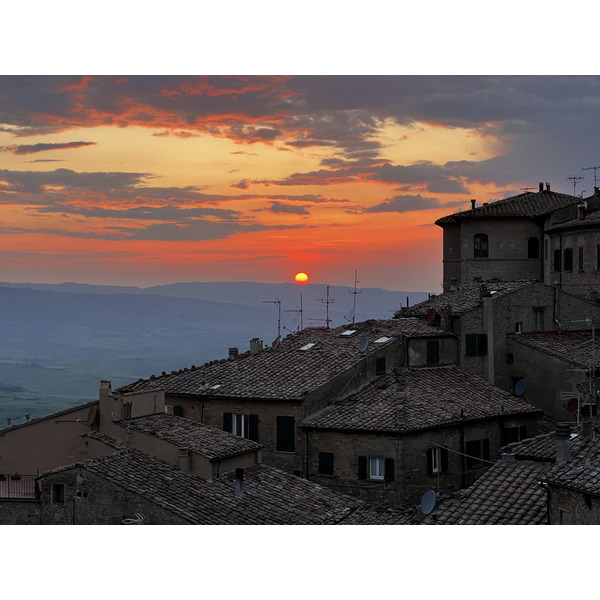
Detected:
left=223, top=413, right=259, bottom=441
left=276, top=416, right=295, bottom=452
left=465, top=333, right=487, bottom=356
left=358, top=455, right=394, bottom=481
left=318, top=452, right=334, bottom=475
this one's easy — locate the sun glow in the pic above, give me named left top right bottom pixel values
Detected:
left=294, top=272, right=309, bottom=284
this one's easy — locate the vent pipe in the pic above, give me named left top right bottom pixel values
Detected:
left=235, top=468, right=244, bottom=498
left=555, top=423, right=570, bottom=463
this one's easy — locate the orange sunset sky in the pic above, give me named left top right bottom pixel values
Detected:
left=2, top=74, right=600, bottom=292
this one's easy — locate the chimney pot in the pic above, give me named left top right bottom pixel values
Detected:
left=471, top=199, right=476, bottom=209
left=539, top=182, right=544, bottom=192
left=546, top=182, right=551, bottom=191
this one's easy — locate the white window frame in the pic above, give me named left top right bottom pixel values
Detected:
left=431, top=447, right=442, bottom=474
left=369, top=457, right=385, bottom=480
left=232, top=414, right=248, bottom=438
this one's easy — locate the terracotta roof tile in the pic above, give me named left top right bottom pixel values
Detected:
left=423, top=459, right=550, bottom=525
left=121, top=413, right=261, bottom=460
left=435, top=189, right=579, bottom=226
left=542, top=436, right=600, bottom=495
left=76, top=449, right=363, bottom=524
left=303, top=366, right=540, bottom=433
left=400, top=280, right=538, bottom=318
left=117, top=319, right=447, bottom=400
left=508, top=330, right=600, bottom=369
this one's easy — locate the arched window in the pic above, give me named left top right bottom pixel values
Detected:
left=474, top=233, right=489, bottom=258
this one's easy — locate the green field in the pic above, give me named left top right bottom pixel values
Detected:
left=0, top=356, right=194, bottom=427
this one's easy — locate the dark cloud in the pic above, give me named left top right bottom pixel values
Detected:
left=267, top=201, right=309, bottom=215
left=365, top=194, right=467, bottom=214
left=2, top=141, right=96, bottom=154
left=232, top=179, right=249, bottom=190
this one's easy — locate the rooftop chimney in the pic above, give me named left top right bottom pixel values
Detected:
left=539, top=182, right=544, bottom=192
left=546, top=182, right=551, bottom=192
left=228, top=347, right=239, bottom=359
left=235, top=468, right=244, bottom=498
left=555, top=423, right=571, bottom=463
left=249, top=338, right=263, bottom=355
left=471, top=199, right=476, bottom=210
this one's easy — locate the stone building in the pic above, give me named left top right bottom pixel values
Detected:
left=399, top=279, right=600, bottom=393
left=506, top=329, right=600, bottom=421
left=435, top=183, right=581, bottom=292
left=540, top=428, right=600, bottom=525
left=302, top=365, right=542, bottom=507
left=113, top=318, right=456, bottom=478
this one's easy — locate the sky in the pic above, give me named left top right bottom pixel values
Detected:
left=3, top=2, right=600, bottom=294
left=3, top=74, right=600, bottom=293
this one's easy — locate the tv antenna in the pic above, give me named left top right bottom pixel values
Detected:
left=284, top=293, right=304, bottom=333
left=262, top=299, right=282, bottom=345
left=346, top=270, right=361, bottom=325
left=310, top=285, right=334, bottom=328
left=567, top=174, right=584, bottom=196
left=583, top=166, right=600, bottom=189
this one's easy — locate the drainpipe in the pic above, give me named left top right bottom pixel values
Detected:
left=554, top=283, right=562, bottom=333
left=482, top=293, right=495, bottom=385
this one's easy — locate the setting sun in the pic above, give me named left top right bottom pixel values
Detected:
left=294, top=272, right=309, bottom=284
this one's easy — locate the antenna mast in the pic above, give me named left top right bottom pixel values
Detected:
left=567, top=174, right=584, bottom=196
left=583, top=166, right=600, bottom=190
left=346, top=270, right=361, bottom=325
left=311, top=286, right=334, bottom=328
left=262, top=299, right=281, bottom=344
left=284, top=293, right=303, bottom=332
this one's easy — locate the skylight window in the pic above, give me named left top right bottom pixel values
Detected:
left=374, top=337, right=392, bottom=343
left=299, top=343, right=316, bottom=351
left=340, top=329, right=358, bottom=337
left=210, top=384, right=222, bottom=390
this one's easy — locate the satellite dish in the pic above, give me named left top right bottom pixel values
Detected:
left=567, top=397, right=578, bottom=413
left=420, top=489, right=437, bottom=515
left=359, top=338, right=369, bottom=353
left=426, top=308, right=437, bottom=323
left=86, top=405, right=99, bottom=426
left=514, top=379, right=527, bottom=397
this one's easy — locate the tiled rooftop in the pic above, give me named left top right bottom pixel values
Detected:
left=508, top=329, right=600, bottom=369
left=435, top=189, right=579, bottom=226
left=75, top=449, right=363, bottom=524
left=117, top=318, right=446, bottom=400
left=399, top=280, right=536, bottom=318
left=423, top=459, right=550, bottom=524
left=302, top=366, right=540, bottom=433
left=120, top=413, right=262, bottom=460
left=542, top=435, right=600, bottom=495
left=503, top=427, right=582, bottom=462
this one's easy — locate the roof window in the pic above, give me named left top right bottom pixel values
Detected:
left=374, top=336, right=392, bottom=343
left=340, top=329, right=359, bottom=337
left=299, top=343, right=316, bottom=351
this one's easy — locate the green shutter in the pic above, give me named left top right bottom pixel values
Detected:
left=358, top=456, right=367, bottom=480
left=223, top=412, right=232, bottom=433
left=249, top=414, right=259, bottom=442
left=384, top=458, right=395, bottom=482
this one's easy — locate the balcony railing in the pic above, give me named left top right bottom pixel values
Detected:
left=0, top=475, right=38, bottom=499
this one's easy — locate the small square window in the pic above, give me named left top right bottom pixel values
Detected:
left=369, top=457, right=385, bottom=480
left=318, top=452, right=334, bottom=475
left=52, top=483, right=65, bottom=504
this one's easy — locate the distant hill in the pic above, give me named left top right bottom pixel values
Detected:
left=0, top=281, right=429, bottom=426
